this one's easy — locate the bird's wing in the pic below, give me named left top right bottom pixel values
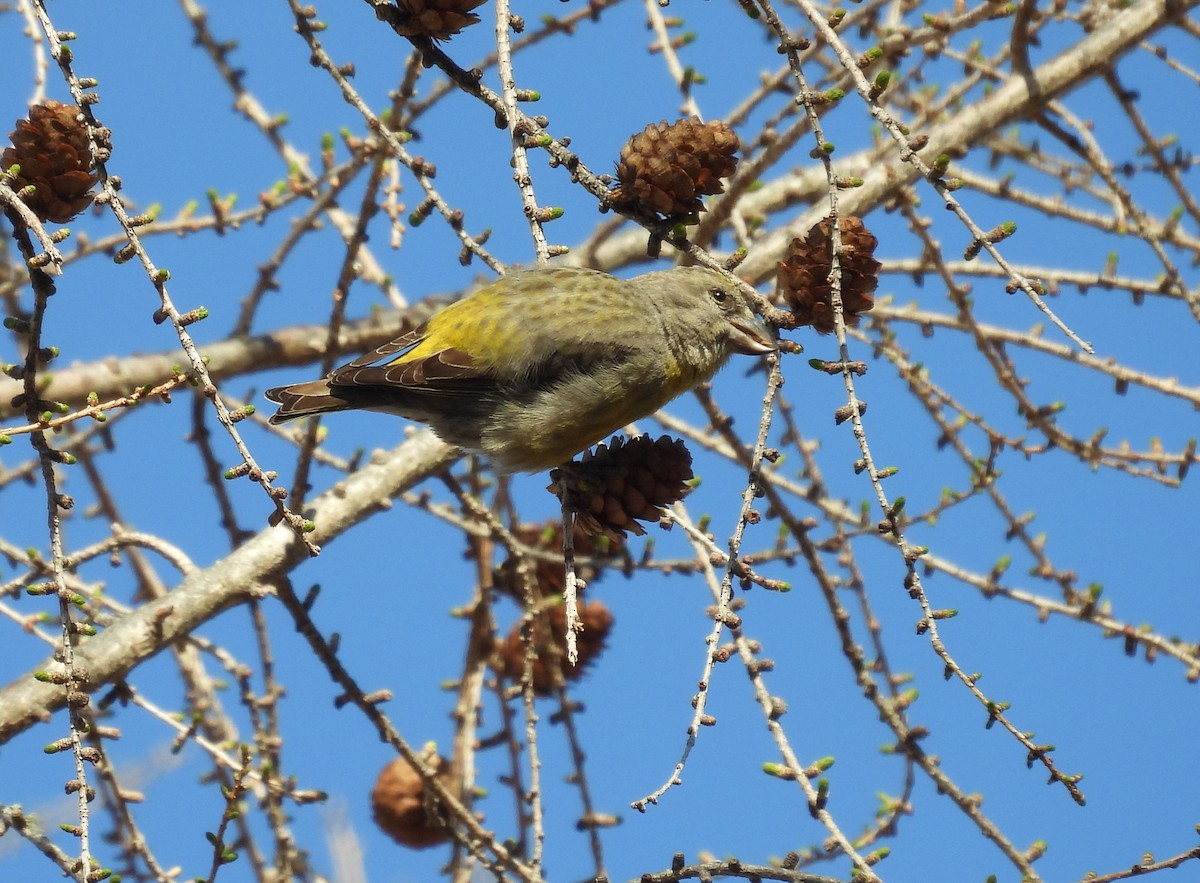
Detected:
left=326, top=322, right=496, bottom=396
left=328, top=269, right=634, bottom=396
left=337, top=325, right=425, bottom=370
left=330, top=348, right=491, bottom=395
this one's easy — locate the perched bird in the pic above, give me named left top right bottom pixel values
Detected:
left=266, top=265, right=775, bottom=473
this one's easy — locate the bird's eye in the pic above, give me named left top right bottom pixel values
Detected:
left=710, top=287, right=728, bottom=304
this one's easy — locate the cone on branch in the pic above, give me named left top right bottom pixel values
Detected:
left=608, top=118, right=739, bottom=220
left=2, top=101, right=98, bottom=224
left=390, top=0, right=485, bottom=41
left=494, top=520, right=625, bottom=601
left=497, top=598, right=615, bottom=696
left=548, top=435, right=694, bottom=541
left=778, top=215, right=880, bottom=334
left=370, top=748, right=454, bottom=850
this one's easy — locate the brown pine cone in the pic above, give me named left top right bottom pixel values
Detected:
left=2, top=101, right=97, bottom=224
left=390, top=0, right=485, bottom=41
left=498, top=598, right=615, bottom=695
left=609, top=119, right=739, bottom=220
left=548, top=435, right=694, bottom=540
left=370, top=749, right=454, bottom=849
left=494, top=520, right=624, bottom=600
left=778, top=216, right=881, bottom=334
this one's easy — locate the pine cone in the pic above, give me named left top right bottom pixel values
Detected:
left=370, top=749, right=453, bottom=849
left=548, top=435, right=694, bottom=540
left=609, top=119, right=739, bottom=219
left=498, top=599, right=614, bottom=695
left=778, top=216, right=880, bottom=334
left=2, top=101, right=98, bottom=224
left=494, top=520, right=624, bottom=600
left=391, top=0, right=485, bottom=41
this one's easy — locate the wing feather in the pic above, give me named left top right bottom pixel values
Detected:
left=339, top=325, right=425, bottom=369
left=327, top=268, right=641, bottom=398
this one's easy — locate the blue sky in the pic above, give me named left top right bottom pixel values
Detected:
left=2, top=2, right=1199, bottom=882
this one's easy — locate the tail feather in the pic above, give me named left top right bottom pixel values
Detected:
left=264, top=380, right=352, bottom=424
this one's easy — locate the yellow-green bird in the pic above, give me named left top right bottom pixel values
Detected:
left=265, top=265, right=775, bottom=473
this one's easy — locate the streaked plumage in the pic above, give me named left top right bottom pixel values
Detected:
left=266, top=266, right=774, bottom=472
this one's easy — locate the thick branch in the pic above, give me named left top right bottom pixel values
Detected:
left=0, top=430, right=457, bottom=745
left=550, top=0, right=1195, bottom=282
left=0, top=305, right=442, bottom=422
left=738, top=0, right=1195, bottom=278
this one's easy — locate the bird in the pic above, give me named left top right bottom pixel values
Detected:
left=265, top=265, right=775, bottom=473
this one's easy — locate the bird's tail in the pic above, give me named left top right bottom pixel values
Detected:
left=264, top=380, right=352, bottom=424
